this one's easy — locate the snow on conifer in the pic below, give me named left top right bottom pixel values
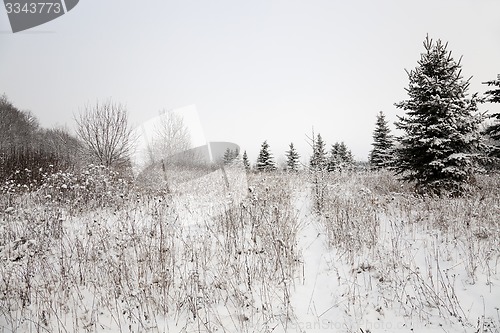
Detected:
left=482, top=75, right=500, bottom=159
left=369, top=111, right=394, bottom=170
left=242, top=150, right=251, bottom=171
left=309, top=133, right=327, bottom=171
left=222, top=148, right=238, bottom=165
left=285, top=142, right=300, bottom=172
left=256, top=140, right=277, bottom=171
left=394, top=35, right=485, bottom=195
left=328, top=142, right=354, bottom=172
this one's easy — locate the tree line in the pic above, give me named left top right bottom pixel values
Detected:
left=0, top=95, right=81, bottom=185
left=1, top=35, right=499, bottom=196
left=231, top=36, right=500, bottom=197
left=369, top=36, right=499, bottom=196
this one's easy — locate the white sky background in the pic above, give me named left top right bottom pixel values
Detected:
left=1, top=0, right=499, bottom=163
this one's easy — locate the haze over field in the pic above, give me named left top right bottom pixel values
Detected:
left=1, top=3, right=500, bottom=328
left=1, top=0, right=500, bottom=162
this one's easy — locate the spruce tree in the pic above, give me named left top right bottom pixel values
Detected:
left=256, top=141, right=276, bottom=172
left=242, top=150, right=251, bottom=171
left=310, top=133, right=327, bottom=171
left=394, top=36, right=485, bottom=195
left=285, top=142, right=300, bottom=172
left=482, top=75, right=500, bottom=158
left=222, top=148, right=236, bottom=165
left=328, top=142, right=354, bottom=171
left=484, top=74, right=500, bottom=104
left=369, top=111, right=394, bottom=169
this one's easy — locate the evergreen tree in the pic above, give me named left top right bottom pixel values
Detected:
left=343, top=143, right=355, bottom=169
left=242, top=150, right=251, bottom=171
left=482, top=75, right=500, bottom=158
left=328, top=143, right=340, bottom=172
left=310, top=133, right=327, bottom=171
left=394, top=36, right=485, bottom=195
left=222, top=148, right=237, bottom=165
left=369, top=111, right=394, bottom=169
left=285, top=142, right=300, bottom=172
left=484, top=74, right=500, bottom=104
left=256, top=141, right=276, bottom=171
left=328, top=142, right=354, bottom=171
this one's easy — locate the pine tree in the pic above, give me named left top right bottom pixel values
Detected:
left=483, top=75, right=500, bottom=158
left=328, top=142, right=354, bottom=171
left=369, top=111, right=394, bottom=169
left=394, top=36, right=485, bottom=195
left=484, top=74, right=500, bottom=104
left=285, top=143, right=300, bottom=172
left=242, top=150, right=251, bottom=171
left=310, top=133, right=327, bottom=171
left=222, top=148, right=236, bottom=165
left=256, top=141, right=276, bottom=172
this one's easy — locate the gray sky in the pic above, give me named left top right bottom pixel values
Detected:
left=1, top=0, right=499, bottom=163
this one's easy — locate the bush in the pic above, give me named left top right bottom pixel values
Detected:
left=37, top=164, right=130, bottom=209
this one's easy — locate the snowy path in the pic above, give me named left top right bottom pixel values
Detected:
left=288, top=189, right=500, bottom=333
left=289, top=190, right=349, bottom=333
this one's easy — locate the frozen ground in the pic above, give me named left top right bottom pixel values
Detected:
left=0, top=171, right=499, bottom=332
left=290, top=188, right=500, bottom=333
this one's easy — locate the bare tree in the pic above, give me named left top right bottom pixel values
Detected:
left=75, top=100, right=135, bottom=167
left=148, top=109, right=191, bottom=165
left=135, top=109, right=195, bottom=192
left=0, top=94, right=39, bottom=151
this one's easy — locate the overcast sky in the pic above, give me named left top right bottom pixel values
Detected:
left=1, top=0, right=499, bottom=163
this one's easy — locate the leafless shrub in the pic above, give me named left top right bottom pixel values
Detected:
left=75, top=100, right=136, bottom=168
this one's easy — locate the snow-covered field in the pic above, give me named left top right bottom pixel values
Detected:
left=1, top=169, right=499, bottom=332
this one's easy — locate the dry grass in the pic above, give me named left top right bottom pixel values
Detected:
left=0, top=169, right=302, bottom=332
left=314, top=170, right=500, bottom=330
left=2, top=167, right=499, bottom=332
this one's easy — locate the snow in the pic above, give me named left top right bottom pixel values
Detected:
left=1, top=172, right=499, bottom=332
left=286, top=174, right=500, bottom=332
